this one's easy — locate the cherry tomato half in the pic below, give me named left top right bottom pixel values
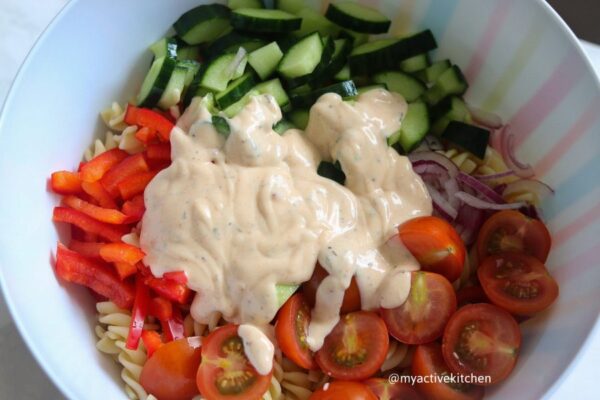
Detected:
left=381, top=271, right=457, bottom=345
left=412, top=343, right=484, bottom=400
left=196, top=324, right=271, bottom=400
left=303, top=263, right=362, bottom=313
left=477, top=252, right=559, bottom=316
left=363, top=378, right=422, bottom=400
left=140, top=336, right=202, bottom=400
left=398, top=216, right=466, bottom=282
left=476, top=210, right=551, bottom=262
left=442, top=303, right=521, bottom=385
left=316, top=311, right=389, bottom=381
left=310, top=381, right=378, bottom=400
left=275, top=293, right=316, bottom=369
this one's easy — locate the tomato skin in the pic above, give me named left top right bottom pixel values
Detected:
left=476, top=210, right=551, bottom=262
left=381, top=272, right=457, bottom=345
left=140, top=337, right=202, bottom=400
left=275, top=293, right=317, bottom=369
left=456, top=286, right=489, bottom=308
left=310, top=381, right=378, bottom=400
left=398, top=216, right=466, bottom=282
left=363, top=378, right=422, bottom=400
left=442, top=303, right=521, bottom=385
left=412, top=343, right=484, bottom=400
left=196, top=325, right=272, bottom=400
left=303, top=263, right=361, bottom=313
left=477, top=252, right=559, bottom=316
left=316, top=311, right=389, bottom=381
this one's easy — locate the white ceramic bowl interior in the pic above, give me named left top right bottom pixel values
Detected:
left=0, top=0, right=599, bottom=399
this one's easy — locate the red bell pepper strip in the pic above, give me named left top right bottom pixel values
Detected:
left=149, top=297, right=173, bottom=321
left=124, top=105, right=175, bottom=141
left=145, top=143, right=171, bottom=162
left=145, top=276, right=191, bottom=305
left=122, top=195, right=145, bottom=222
left=50, top=171, right=82, bottom=195
left=162, top=306, right=185, bottom=342
left=62, top=196, right=134, bottom=225
left=68, top=240, right=105, bottom=259
left=135, top=127, right=158, bottom=144
left=141, top=330, right=163, bottom=358
left=113, top=262, right=138, bottom=280
left=126, top=277, right=151, bottom=350
left=80, top=148, right=128, bottom=183
left=81, top=181, right=118, bottom=209
left=101, top=153, right=150, bottom=197
left=117, top=170, right=159, bottom=200
left=163, top=271, right=188, bottom=285
left=53, top=207, right=128, bottom=243
left=55, top=243, right=134, bottom=309
left=99, top=242, right=145, bottom=265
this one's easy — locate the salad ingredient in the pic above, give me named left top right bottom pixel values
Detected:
left=476, top=210, right=551, bottom=262
left=79, top=148, right=128, bottom=183
left=442, top=303, right=521, bottom=385
left=423, top=65, right=469, bottom=106
left=61, top=196, right=133, bottom=225
left=141, top=330, right=163, bottom=358
left=275, top=293, right=317, bottom=369
left=53, top=207, right=127, bottom=242
left=117, top=170, right=159, bottom=200
left=230, top=8, right=302, bottom=33
left=325, top=2, right=391, bottom=34
left=50, top=171, right=81, bottom=195
left=124, top=105, right=175, bottom=140
left=315, top=311, right=389, bottom=380
left=99, top=242, right=145, bottom=265
left=382, top=271, right=457, bottom=345
left=289, top=80, right=357, bottom=107
left=126, top=277, right=151, bottom=349
left=478, top=252, right=558, bottom=315
left=80, top=181, right=117, bottom=209
left=173, top=4, right=232, bottom=45
left=247, top=41, right=283, bottom=80
left=363, top=378, right=422, bottom=400
left=136, top=55, right=179, bottom=108
left=400, top=53, right=431, bottom=73
left=456, top=285, right=489, bottom=308
left=441, top=121, right=490, bottom=160
left=303, top=263, right=361, bottom=313
left=373, top=71, right=426, bottom=103
left=100, top=153, right=150, bottom=197
left=310, top=381, right=378, bottom=400
left=238, top=324, right=275, bottom=375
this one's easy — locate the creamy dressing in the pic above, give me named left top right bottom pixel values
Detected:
left=238, top=324, right=275, bottom=376
left=140, top=89, right=432, bottom=373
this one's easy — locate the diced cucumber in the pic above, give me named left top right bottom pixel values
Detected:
left=423, top=65, right=468, bottom=105
left=274, top=0, right=304, bottom=14
left=373, top=71, right=426, bottom=102
left=254, top=78, right=290, bottom=110
left=312, top=38, right=352, bottom=85
left=215, top=72, right=256, bottom=109
left=179, top=60, right=201, bottom=88
left=230, top=48, right=249, bottom=80
left=287, top=109, right=310, bottom=130
left=415, top=59, right=451, bottom=84
left=286, top=36, right=335, bottom=88
left=149, top=37, right=178, bottom=59
left=389, top=102, right=430, bottom=153
left=325, top=2, right=391, bottom=34
left=212, top=115, right=231, bottom=136
left=231, top=8, right=302, bottom=33
left=356, top=84, right=388, bottom=96
left=177, top=45, right=201, bottom=61
left=339, top=29, right=369, bottom=46
left=294, top=7, right=340, bottom=38
left=273, top=118, right=296, bottom=134
left=200, top=53, right=240, bottom=92
left=157, top=64, right=189, bottom=109
left=290, top=80, right=357, bottom=108
left=334, top=64, right=351, bottom=81
left=318, top=161, right=346, bottom=185
left=430, top=96, right=472, bottom=135
left=441, top=121, right=490, bottom=159
left=349, top=30, right=437, bottom=75
left=399, top=53, right=431, bottom=73
left=206, top=31, right=267, bottom=58
left=228, top=0, right=263, bottom=10
left=277, top=32, right=324, bottom=80
left=136, top=56, right=177, bottom=108
left=223, top=89, right=260, bottom=117
left=173, top=4, right=232, bottom=45
left=248, top=41, right=284, bottom=80
left=276, top=284, right=299, bottom=307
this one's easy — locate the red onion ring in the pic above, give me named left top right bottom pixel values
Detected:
left=500, top=127, right=535, bottom=178
left=457, top=172, right=505, bottom=203
left=466, top=103, right=503, bottom=129
left=503, top=179, right=555, bottom=201
left=455, top=191, right=526, bottom=210
left=473, top=170, right=516, bottom=181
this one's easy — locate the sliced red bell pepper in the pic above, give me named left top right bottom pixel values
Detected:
left=99, top=242, right=145, bottom=265
left=122, top=195, right=145, bottom=223
left=145, top=275, right=191, bottom=305
left=113, top=262, right=138, bottom=280
left=124, top=105, right=175, bottom=141
left=117, top=170, right=159, bottom=200
left=162, top=306, right=185, bottom=342
left=53, top=207, right=128, bottom=243
left=149, top=297, right=173, bottom=321
left=62, top=196, right=134, bottom=225
left=141, top=330, right=163, bottom=358
left=80, top=148, right=128, bottom=183
left=68, top=240, right=105, bottom=259
left=81, top=181, right=118, bottom=209
left=135, top=127, right=158, bottom=144
left=50, top=171, right=82, bottom=195
left=101, top=153, right=150, bottom=198
left=145, top=143, right=171, bottom=162
left=126, top=276, right=150, bottom=350
left=163, top=271, right=188, bottom=285
left=55, top=243, right=134, bottom=309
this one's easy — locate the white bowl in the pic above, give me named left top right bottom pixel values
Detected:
left=0, top=0, right=599, bottom=399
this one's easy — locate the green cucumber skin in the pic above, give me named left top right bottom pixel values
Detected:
left=325, top=3, right=391, bottom=34
left=138, top=57, right=178, bottom=108
left=290, top=80, right=357, bottom=108
left=441, top=121, right=490, bottom=159
left=216, top=73, right=257, bottom=109
left=173, top=4, right=232, bottom=45
left=284, top=36, right=335, bottom=89
left=231, top=9, right=302, bottom=33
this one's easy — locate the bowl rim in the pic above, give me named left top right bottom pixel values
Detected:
left=0, top=0, right=598, bottom=399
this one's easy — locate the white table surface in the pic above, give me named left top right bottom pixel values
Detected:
left=0, top=0, right=599, bottom=399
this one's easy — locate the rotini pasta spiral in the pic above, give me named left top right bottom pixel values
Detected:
left=100, top=102, right=128, bottom=131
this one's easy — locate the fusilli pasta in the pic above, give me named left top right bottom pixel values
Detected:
left=100, top=102, right=128, bottom=131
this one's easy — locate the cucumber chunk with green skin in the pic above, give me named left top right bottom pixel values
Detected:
left=355, top=84, right=388, bottom=97
left=399, top=53, right=431, bottom=73
left=274, top=0, right=304, bottom=14
left=173, top=4, right=232, bottom=45
left=338, top=29, right=369, bottom=46
left=206, top=31, right=267, bottom=58
left=179, top=60, right=201, bottom=88
left=334, top=64, right=351, bottom=81
left=290, top=80, right=357, bottom=108
left=287, top=109, right=310, bottom=130
left=231, top=8, right=302, bottom=33
left=228, top=0, right=264, bottom=10
left=158, top=64, right=189, bottom=109
left=349, top=30, right=437, bottom=75
left=423, top=65, right=468, bottom=105
left=216, top=72, right=257, bottom=109
left=284, top=35, right=335, bottom=88
left=177, top=45, right=201, bottom=61
left=149, top=37, right=178, bottom=59
left=373, top=71, right=426, bottom=102
left=254, top=78, right=290, bottom=110
left=212, top=115, right=231, bottom=137
left=294, top=7, right=340, bottom=38
left=136, top=56, right=178, bottom=108
left=277, top=32, right=324, bottom=79
left=441, top=121, right=490, bottom=160
left=311, top=38, right=353, bottom=85
left=248, top=41, right=284, bottom=80
left=415, top=59, right=451, bottom=84
left=273, top=118, right=296, bottom=134
left=429, top=96, right=472, bottom=135
left=276, top=284, right=299, bottom=307
left=325, top=1, right=391, bottom=34
left=222, top=89, right=260, bottom=117
left=318, top=161, right=346, bottom=185
left=388, top=102, right=429, bottom=153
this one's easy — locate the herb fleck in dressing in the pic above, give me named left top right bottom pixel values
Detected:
left=140, top=89, right=431, bottom=374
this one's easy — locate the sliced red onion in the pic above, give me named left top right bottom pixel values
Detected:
left=429, top=186, right=458, bottom=220
left=500, top=127, right=535, bottom=178
left=455, top=191, right=526, bottom=210
left=466, top=103, right=503, bottom=129
left=409, top=151, right=459, bottom=178
left=455, top=205, right=487, bottom=245
left=457, top=172, right=505, bottom=203
left=473, top=170, right=516, bottom=180
left=503, top=179, right=555, bottom=201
